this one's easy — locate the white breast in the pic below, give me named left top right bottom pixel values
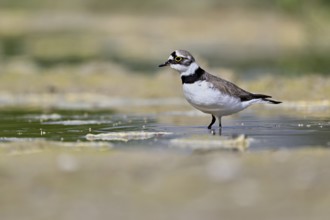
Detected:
left=182, top=81, right=247, bottom=117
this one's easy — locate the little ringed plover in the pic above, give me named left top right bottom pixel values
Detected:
left=159, top=50, right=281, bottom=129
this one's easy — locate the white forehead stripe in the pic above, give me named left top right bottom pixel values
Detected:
left=175, top=50, right=184, bottom=57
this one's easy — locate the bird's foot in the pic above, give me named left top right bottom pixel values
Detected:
left=208, top=127, right=222, bottom=135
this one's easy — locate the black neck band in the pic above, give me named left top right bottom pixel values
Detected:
left=181, top=67, right=205, bottom=84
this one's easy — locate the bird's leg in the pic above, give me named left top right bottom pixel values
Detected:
left=207, top=115, right=216, bottom=129
left=218, top=117, right=222, bottom=135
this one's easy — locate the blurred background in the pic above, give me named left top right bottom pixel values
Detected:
left=0, top=0, right=329, bottom=103
left=1, top=0, right=330, bottom=71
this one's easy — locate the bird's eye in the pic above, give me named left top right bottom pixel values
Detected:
left=175, top=56, right=183, bottom=62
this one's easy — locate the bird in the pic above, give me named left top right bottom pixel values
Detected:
left=158, top=49, right=281, bottom=130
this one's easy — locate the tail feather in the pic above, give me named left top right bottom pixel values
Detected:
left=253, top=94, right=282, bottom=104
left=240, top=93, right=282, bottom=104
left=262, top=98, right=282, bottom=104
left=252, top=94, right=271, bottom=99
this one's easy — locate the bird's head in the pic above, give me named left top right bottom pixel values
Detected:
left=159, top=50, right=197, bottom=74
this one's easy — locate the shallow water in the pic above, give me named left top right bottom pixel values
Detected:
left=0, top=108, right=329, bottom=151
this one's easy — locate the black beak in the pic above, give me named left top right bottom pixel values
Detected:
left=158, top=60, right=170, bottom=67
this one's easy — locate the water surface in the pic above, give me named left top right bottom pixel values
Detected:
left=0, top=108, right=328, bottom=151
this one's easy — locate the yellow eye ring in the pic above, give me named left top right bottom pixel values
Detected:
left=175, top=57, right=183, bottom=62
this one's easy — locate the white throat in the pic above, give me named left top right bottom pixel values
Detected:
left=170, top=62, right=199, bottom=77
